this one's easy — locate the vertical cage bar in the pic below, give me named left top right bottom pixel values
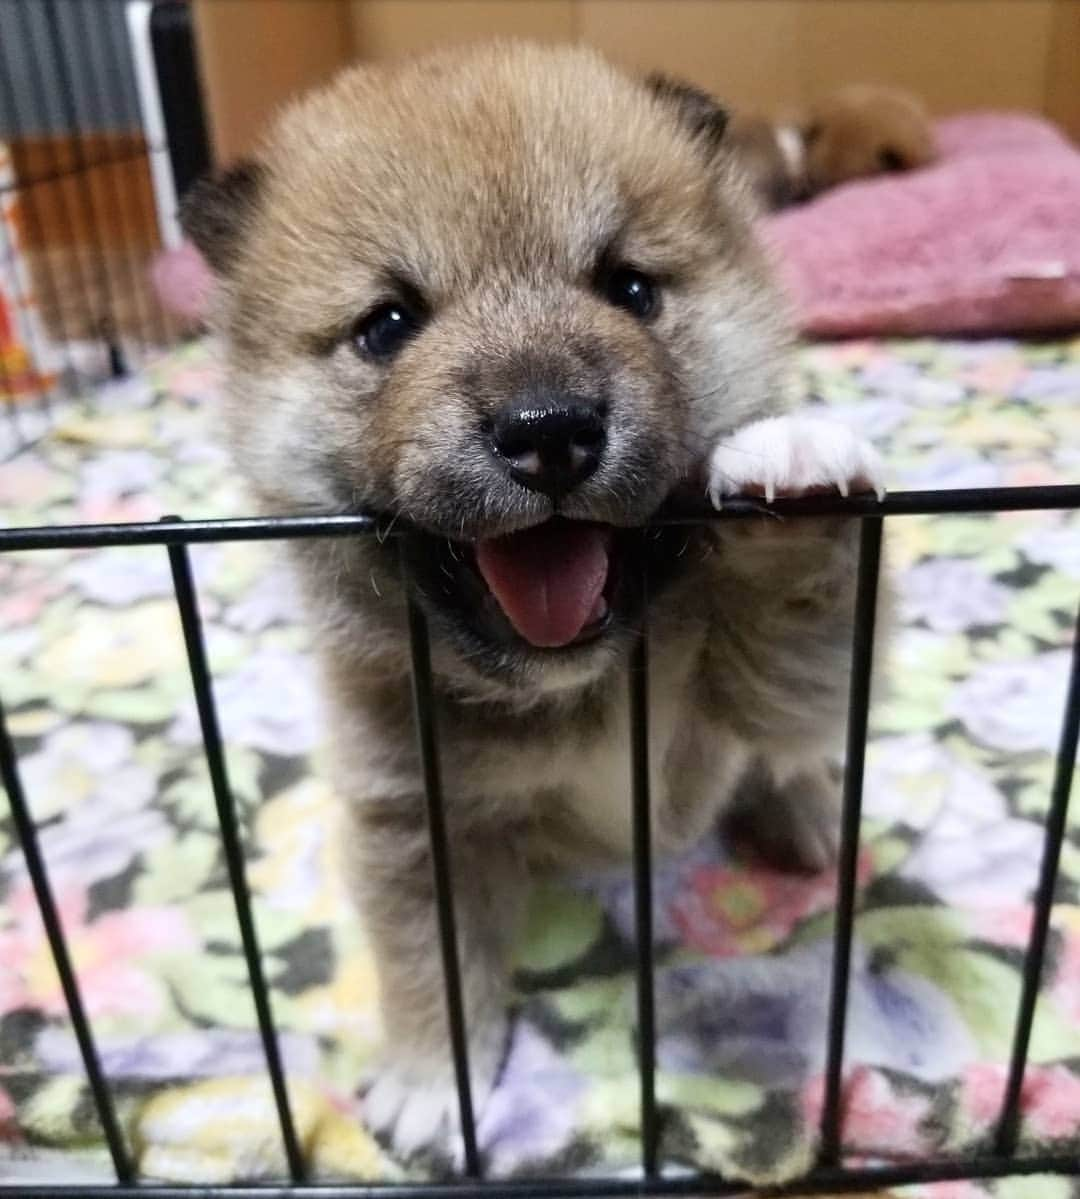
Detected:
left=166, top=540, right=305, bottom=1182
left=0, top=694, right=133, bottom=1182
left=818, top=516, right=884, bottom=1168
left=400, top=549, right=481, bottom=1177
left=994, top=602, right=1080, bottom=1157
left=629, top=568, right=658, bottom=1178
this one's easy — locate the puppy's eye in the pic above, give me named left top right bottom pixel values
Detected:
left=878, top=147, right=906, bottom=172
left=603, top=267, right=657, bottom=319
left=354, top=303, right=421, bottom=358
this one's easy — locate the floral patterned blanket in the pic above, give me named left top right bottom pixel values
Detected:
left=1, top=337, right=1078, bottom=1197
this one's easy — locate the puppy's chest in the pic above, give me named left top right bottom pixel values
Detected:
left=455, top=649, right=728, bottom=863
left=551, top=681, right=701, bottom=860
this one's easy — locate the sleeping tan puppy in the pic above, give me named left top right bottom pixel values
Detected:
left=803, top=84, right=937, bottom=195
left=181, top=41, right=885, bottom=1165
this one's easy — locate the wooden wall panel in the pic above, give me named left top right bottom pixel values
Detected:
left=578, top=0, right=803, bottom=114
left=1047, top=0, right=1080, bottom=141
left=348, top=1, right=575, bottom=58
left=796, top=0, right=1057, bottom=115
left=194, top=0, right=1078, bottom=159
left=192, top=0, right=352, bottom=162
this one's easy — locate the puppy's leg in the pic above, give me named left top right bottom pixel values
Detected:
left=354, top=802, right=527, bottom=1164
left=724, top=756, right=841, bottom=874
left=704, top=414, right=887, bottom=871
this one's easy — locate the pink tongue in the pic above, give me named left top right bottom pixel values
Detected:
left=476, top=523, right=611, bottom=648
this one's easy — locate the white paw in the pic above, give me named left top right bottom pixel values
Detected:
left=708, top=415, right=885, bottom=509
left=363, top=1061, right=466, bottom=1164
left=363, top=1057, right=492, bottom=1168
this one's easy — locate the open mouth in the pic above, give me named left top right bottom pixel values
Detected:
left=401, top=512, right=695, bottom=662
left=403, top=517, right=625, bottom=655
left=474, top=520, right=615, bottom=648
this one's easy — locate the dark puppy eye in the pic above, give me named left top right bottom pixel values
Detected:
left=603, top=266, right=658, bottom=319
left=878, top=147, right=906, bottom=172
left=354, top=303, right=421, bottom=358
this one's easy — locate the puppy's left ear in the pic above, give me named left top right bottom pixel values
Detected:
left=644, top=73, right=729, bottom=154
left=179, top=160, right=264, bottom=275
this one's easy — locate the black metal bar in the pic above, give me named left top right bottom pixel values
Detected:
left=655, top=483, right=1080, bottom=522
left=4, top=486, right=1080, bottom=555
left=0, top=512, right=382, bottom=552
left=0, top=695, right=133, bottom=1182
left=10, top=1149, right=1080, bottom=1198
left=994, top=603, right=1080, bottom=1157
left=166, top=539, right=306, bottom=1182
left=400, top=547, right=481, bottom=1177
left=629, top=552, right=658, bottom=1177
left=818, top=516, right=884, bottom=1168
left=41, top=0, right=127, bottom=371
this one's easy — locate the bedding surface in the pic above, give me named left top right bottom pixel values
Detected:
left=0, top=336, right=1078, bottom=1194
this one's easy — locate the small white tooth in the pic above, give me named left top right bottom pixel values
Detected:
left=587, top=596, right=609, bottom=624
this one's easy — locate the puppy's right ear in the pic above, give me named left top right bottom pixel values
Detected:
left=644, top=72, right=729, bottom=154
left=179, top=161, right=263, bottom=275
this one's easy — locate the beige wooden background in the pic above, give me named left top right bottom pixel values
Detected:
left=193, top=0, right=1080, bottom=163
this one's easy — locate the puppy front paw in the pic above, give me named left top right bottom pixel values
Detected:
left=708, top=415, right=885, bottom=510
left=362, top=1049, right=498, bottom=1169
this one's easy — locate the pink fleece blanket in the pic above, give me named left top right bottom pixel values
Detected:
left=765, top=113, right=1080, bottom=338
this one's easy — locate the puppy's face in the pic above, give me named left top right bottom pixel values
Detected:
left=804, top=85, right=936, bottom=194
left=186, top=44, right=787, bottom=689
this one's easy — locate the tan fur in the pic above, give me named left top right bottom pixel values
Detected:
left=184, top=41, right=886, bottom=1165
left=727, top=113, right=808, bottom=210
left=803, top=84, right=937, bottom=195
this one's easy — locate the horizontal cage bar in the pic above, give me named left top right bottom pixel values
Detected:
left=2, top=484, right=1080, bottom=554
left=9, top=1148, right=1080, bottom=1197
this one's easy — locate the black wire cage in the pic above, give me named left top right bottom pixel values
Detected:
left=2, top=487, right=1079, bottom=1197
left=0, top=0, right=208, bottom=460
left=1, top=2, right=1080, bottom=1196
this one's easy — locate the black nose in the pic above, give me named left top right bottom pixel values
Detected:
left=490, top=400, right=606, bottom=498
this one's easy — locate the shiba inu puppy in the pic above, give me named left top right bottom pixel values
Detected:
left=803, top=84, right=937, bottom=194
left=182, top=41, right=885, bottom=1165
